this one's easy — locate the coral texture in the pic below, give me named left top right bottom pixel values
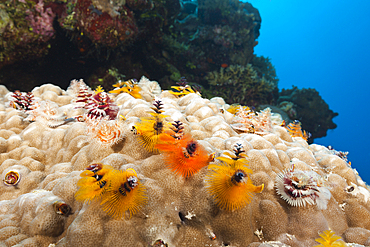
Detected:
left=0, top=80, right=368, bottom=247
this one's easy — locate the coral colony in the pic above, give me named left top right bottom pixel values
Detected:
left=0, top=77, right=368, bottom=246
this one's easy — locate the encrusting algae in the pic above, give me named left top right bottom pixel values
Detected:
left=0, top=78, right=369, bottom=246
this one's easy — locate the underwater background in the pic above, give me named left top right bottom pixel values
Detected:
left=248, top=0, right=370, bottom=183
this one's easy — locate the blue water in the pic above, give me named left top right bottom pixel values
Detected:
left=246, top=0, right=370, bottom=183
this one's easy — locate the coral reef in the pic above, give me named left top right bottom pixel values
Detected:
left=0, top=0, right=260, bottom=91
left=0, top=0, right=336, bottom=142
left=278, top=86, right=338, bottom=140
left=0, top=80, right=367, bottom=246
left=0, top=0, right=56, bottom=68
left=0, top=0, right=334, bottom=142
left=205, top=64, right=278, bottom=106
left=60, top=0, right=138, bottom=48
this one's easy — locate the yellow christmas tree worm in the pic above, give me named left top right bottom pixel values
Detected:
left=100, top=168, right=147, bottom=219
left=75, top=163, right=115, bottom=203
left=109, top=79, right=142, bottom=99
left=205, top=143, right=264, bottom=211
left=314, top=230, right=347, bottom=247
left=133, top=99, right=171, bottom=153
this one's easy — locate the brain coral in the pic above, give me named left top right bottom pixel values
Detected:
left=0, top=79, right=369, bottom=247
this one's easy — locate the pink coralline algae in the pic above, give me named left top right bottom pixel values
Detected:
left=66, top=0, right=139, bottom=48
left=22, top=0, right=56, bottom=42
left=0, top=0, right=57, bottom=68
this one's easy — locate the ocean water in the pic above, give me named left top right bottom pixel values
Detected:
left=247, top=0, right=370, bottom=182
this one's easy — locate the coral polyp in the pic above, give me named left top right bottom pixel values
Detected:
left=100, top=168, right=147, bottom=219
left=275, top=166, right=331, bottom=210
left=314, top=230, right=347, bottom=247
left=205, top=144, right=264, bottom=211
left=0, top=78, right=361, bottom=245
left=3, top=170, right=21, bottom=186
